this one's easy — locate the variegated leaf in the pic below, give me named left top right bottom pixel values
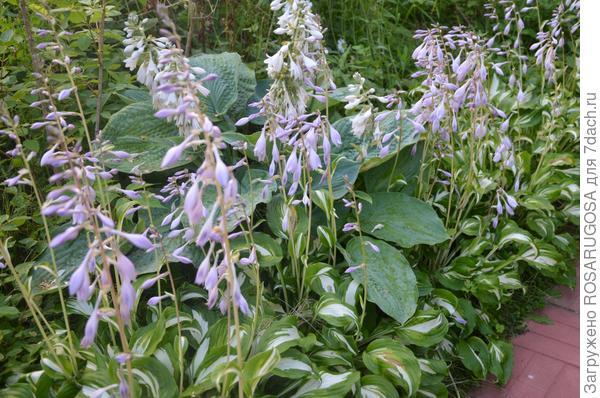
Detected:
left=363, top=339, right=421, bottom=397
left=314, top=295, right=358, bottom=331
left=395, top=310, right=448, bottom=347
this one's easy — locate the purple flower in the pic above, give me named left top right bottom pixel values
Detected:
left=81, top=310, right=99, bottom=348
left=204, top=267, right=219, bottom=290
left=214, top=153, right=229, bottom=187
left=119, top=278, right=136, bottom=325
left=506, top=194, right=518, bottom=209
left=183, top=180, right=203, bottom=225
left=116, top=231, right=154, bottom=251
left=254, top=132, right=267, bottom=162
left=329, top=124, right=342, bottom=145
left=343, top=222, right=358, bottom=232
left=235, top=286, right=251, bottom=315
left=148, top=295, right=167, bottom=306
left=115, top=253, right=137, bottom=281
left=69, top=264, right=91, bottom=300
left=50, top=226, right=81, bottom=248
left=345, top=264, right=363, bottom=273
left=57, top=88, right=73, bottom=101
left=161, top=142, right=186, bottom=168
left=239, top=247, right=257, bottom=266
left=365, top=241, right=380, bottom=253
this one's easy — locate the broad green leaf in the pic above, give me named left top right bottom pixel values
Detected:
left=429, top=289, right=465, bottom=324
left=358, top=192, right=449, bottom=248
left=255, top=316, right=303, bottom=354
left=272, top=350, right=313, bottom=379
left=344, top=237, right=418, bottom=324
left=437, top=257, right=479, bottom=291
left=526, top=216, right=555, bottom=239
left=311, top=157, right=361, bottom=199
left=102, top=101, right=192, bottom=174
left=363, top=339, right=421, bottom=397
left=363, top=142, right=423, bottom=193
left=315, top=294, right=358, bottom=331
left=305, top=262, right=339, bottom=295
left=0, top=383, right=35, bottom=398
left=231, top=231, right=282, bottom=268
left=241, top=349, right=280, bottom=396
left=417, top=383, right=448, bottom=398
left=497, top=221, right=533, bottom=248
left=395, top=310, right=448, bottom=347
left=189, top=52, right=256, bottom=119
left=266, top=195, right=308, bottom=239
left=489, top=340, right=514, bottom=385
left=291, top=370, right=360, bottom=398
left=358, top=375, right=399, bottom=398
left=332, top=111, right=420, bottom=171
left=312, top=348, right=353, bottom=367
left=520, top=242, right=563, bottom=274
left=456, top=337, right=491, bottom=380
left=132, top=357, right=178, bottom=398
left=417, top=358, right=448, bottom=386
left=130, top=315, right=166, bottom=356
left=31, top=226, right=90, bottom=295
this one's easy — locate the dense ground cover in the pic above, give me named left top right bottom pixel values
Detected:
left=0, top=0, right=579, bottom=397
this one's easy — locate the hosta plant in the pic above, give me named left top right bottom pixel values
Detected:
left=0, top=0, right=578, bottom=397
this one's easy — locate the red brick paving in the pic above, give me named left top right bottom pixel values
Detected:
left=471, top=268, right=579, bottom=398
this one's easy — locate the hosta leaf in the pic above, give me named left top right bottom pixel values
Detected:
left=31, top=225, right=89, bottom=295
left=322, top=328, right=358, bottom=356
left=417, top=383, right=448, bottom=398
left=526, top=216, right=555, bottom=239
left=255, top=316, right=302, bottom=354
left=266, top=195, right=308, bottom=239
left=456, top=337, right=491, bottom=379
left=489, top=340, right=514, bottom=385
left=311, top=157, right=361, bottom=199
left=358, top=375, right=399, bottom=398
left=132, top=357, right=178, bottom=398
left=344, top=237, right=418, bottom=324
left=130, top=315, right=166, bottom=356
left=102, top=101, right=193, bottom=174
left=521, top=195, right=554, bottom=211
left=189, top=52, right=256, bottom=120
left=314, top=294, right=358, bottom=331
left=429, top=289, right=465, bottom=324
left=272, top=350, right=313, bottom=379
left=358, top=192, right=449, bottom=248
left=291, top=370, right=360, bottom=398
left=312, top=348, right=353, bottom=367
left=520, top=242, right=563, bottom=274
left=437, top=257, right=479, bottom=291
left=117, top=88, right=151, bottom=103
left=363, top=338, right=421, bottom=397
left=363, top=142, right=423, bottom=193
left=241, top=349, right=280, bottom=396
left=305, top=262, right=339, bottom=295
left=395, top=310, right=449, bottom=347
left=417, top=358, right=448, bottom=385
left=459, top=216, right=485, bottom=237
left=472, top=274, right=502, bottom=305
left=231, top=231, right=282, bottom=268
left=0, top=383, right=35, bottom=398
left=497, top=221, right=533, bottom=248
left=331, top=111, right=420, bottom=171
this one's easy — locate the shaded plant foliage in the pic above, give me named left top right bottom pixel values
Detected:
left=0, top=0, right=579, bottom=397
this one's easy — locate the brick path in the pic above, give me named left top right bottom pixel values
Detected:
left=472, top=270, right=579, bottom=398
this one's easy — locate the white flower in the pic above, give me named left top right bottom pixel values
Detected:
left=351, top=107, right=372, bottom=137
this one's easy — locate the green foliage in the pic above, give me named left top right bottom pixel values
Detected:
left=344, top=237, right=418, bottom=324
left=0, top=0, right=579, bottom=397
